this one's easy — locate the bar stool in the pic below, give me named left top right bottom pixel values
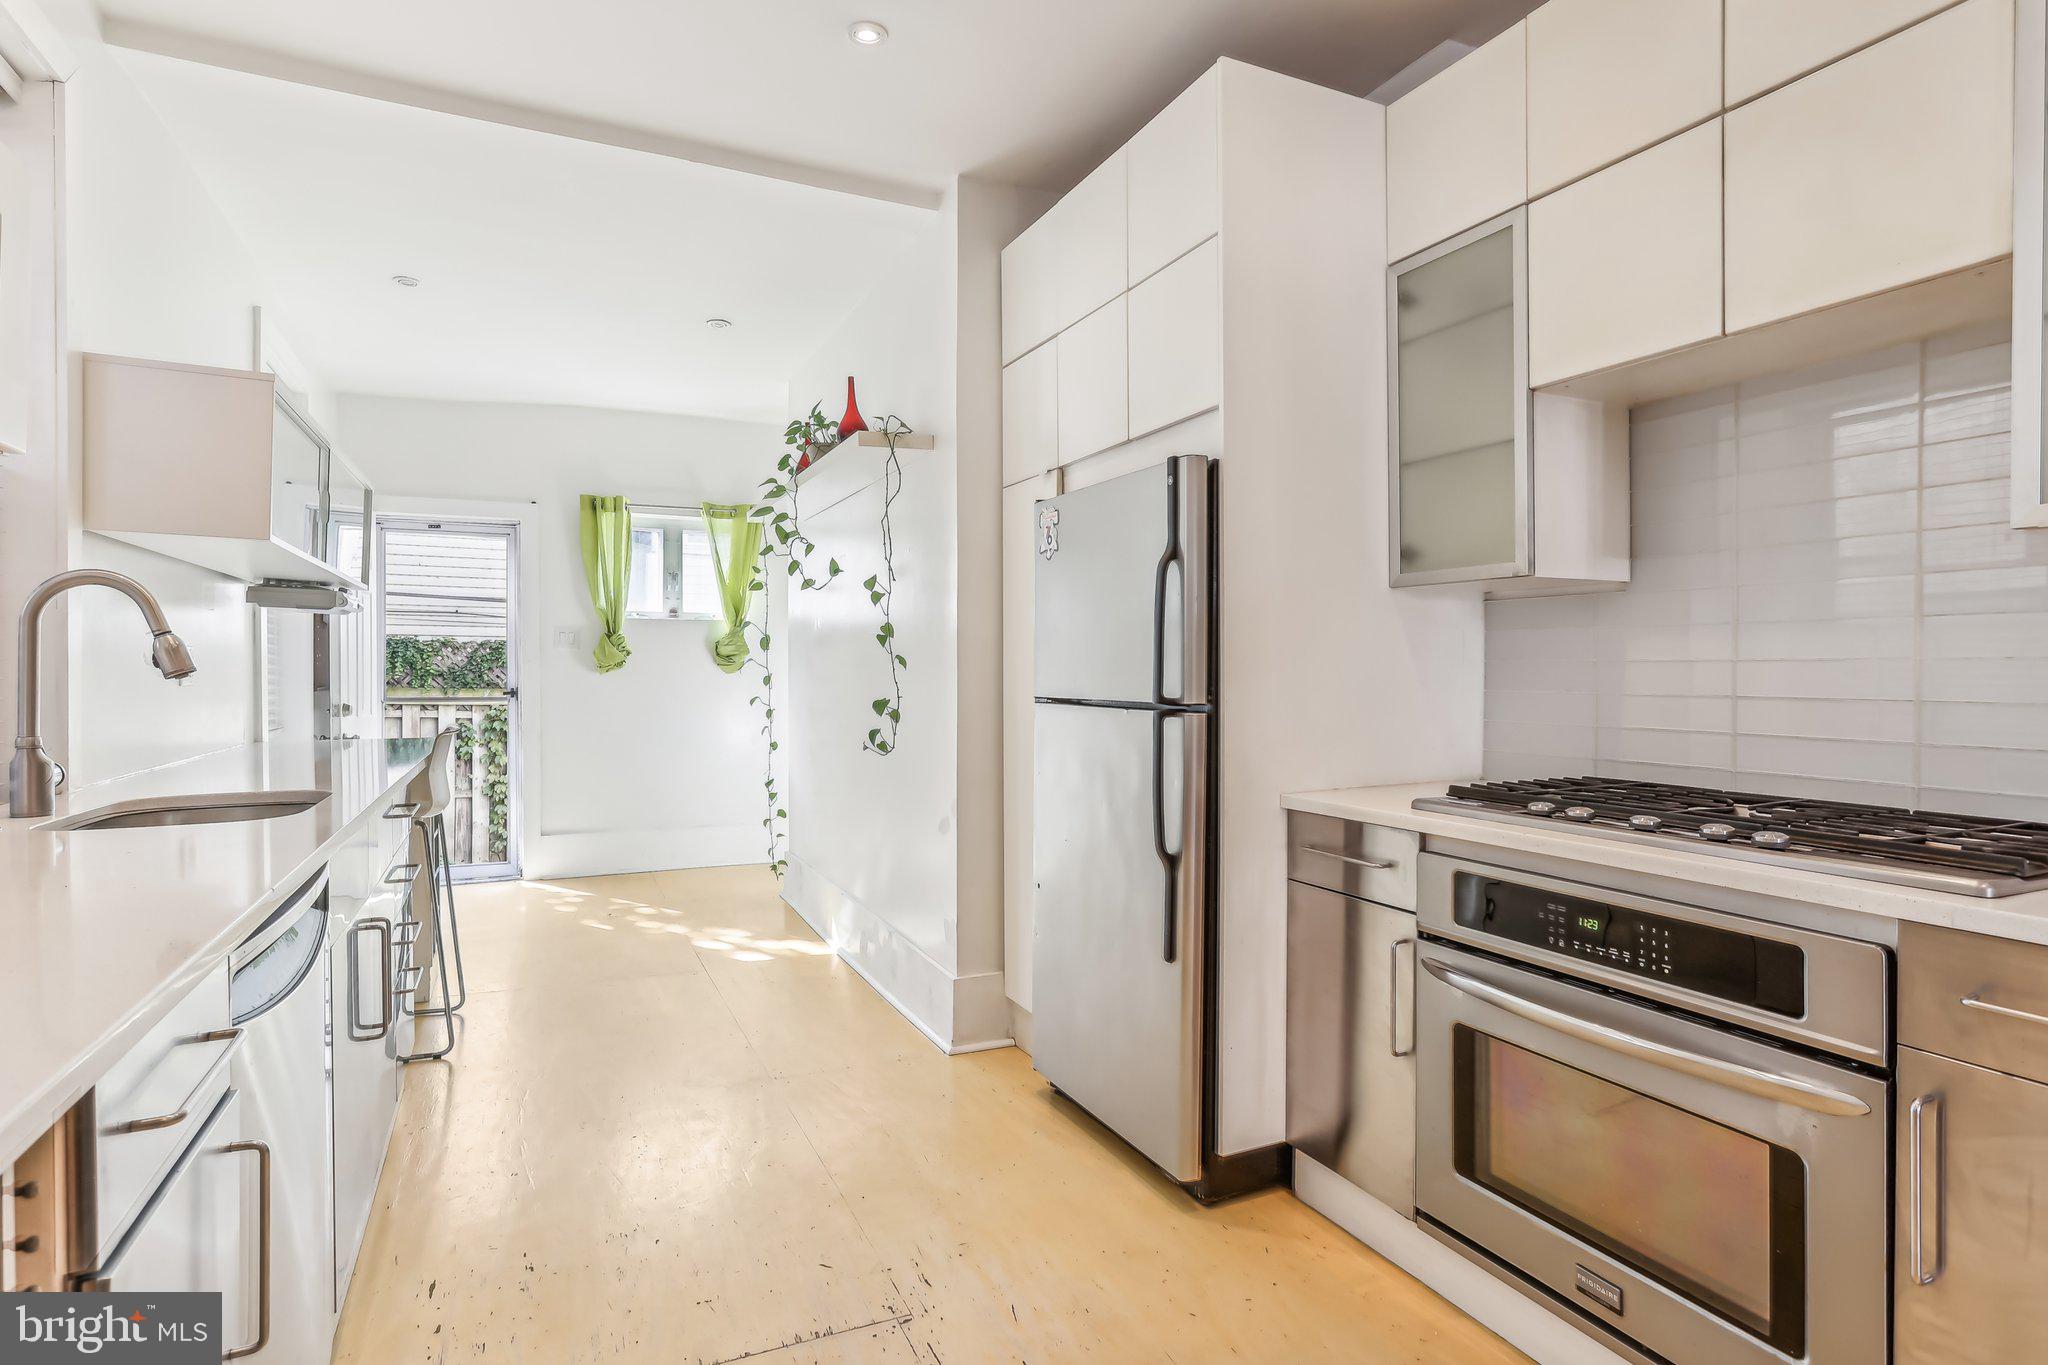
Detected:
left=405, top=727, right=468, bottom=1031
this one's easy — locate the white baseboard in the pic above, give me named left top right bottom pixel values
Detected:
left=784, top=855, right=1015, bottom=1055
left=1292, top=1154, right=1631, bottom=1365
left=527, top=823, right=760, bottom=879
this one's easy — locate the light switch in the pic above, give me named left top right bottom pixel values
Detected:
left=555, top=629, right=578, bottom=649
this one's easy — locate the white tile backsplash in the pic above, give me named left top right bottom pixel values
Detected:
left=1484, top=325, right=2048, bottom=816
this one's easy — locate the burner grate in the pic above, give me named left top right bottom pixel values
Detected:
left=1441, top=777, right=2048, bottom=882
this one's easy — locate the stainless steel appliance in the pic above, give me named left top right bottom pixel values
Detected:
left=230, top=867, right=333, bottom=1362
left=1032, top=455, right=1216, bottom=1190
left=1415, top=776, right=2048, bottom=897
left=1412, top=847, right=1891, bottom=1365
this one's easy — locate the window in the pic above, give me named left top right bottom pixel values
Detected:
left=626, top=510, right=721, bottom=620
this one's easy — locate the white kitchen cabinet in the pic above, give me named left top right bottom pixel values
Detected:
left=1000, top=214, right=1059, bottom=365
left=1055, top=296, right=1129, bottom=463
left=1052, top=150, right=1128, bottom=334
left=1725, top=0, right=2014, bottom=334
left=1127, top=236, right=1220, bottom=438
left=1526, top=0, right=1721, bottom=195
left=1389, top=208, right=1628, bottom=593
left=1726, top=0, right=1960, bottom=104
left=1127, top=66, right=1219, bottom=287
left=1001, top=338, right=1058, bottom=486
left=1386, top=20, right=1527, bottom=262
left=1529, top=120, right=1723, bottom=385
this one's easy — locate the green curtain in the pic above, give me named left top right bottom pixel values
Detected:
left=579, top=494, right=633, bottom=673
left=702, top=501, right=764, bottom=673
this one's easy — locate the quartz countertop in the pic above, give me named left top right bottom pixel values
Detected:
left=0, top=738, right=433, bottom=1166
left=1284, top=781, right=2048, bottom=944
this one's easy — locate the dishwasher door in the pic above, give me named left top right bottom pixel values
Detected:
left=1285, top=879, right=1417, bottom=1214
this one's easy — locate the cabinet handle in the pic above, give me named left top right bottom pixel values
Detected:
left=1959, top=992, right=2048, bottom=1029
left=1300, top=846, right=1395, bottom=871
left=349, top=918, right=393, bottom=1041
left=1909, top=1092, right=1944, bottom=1286
left=106, top=1028, right=245, bottom=1135
left=221, top=1138, right=271, bottom=1360
left=1389, top=938, right=1416, bottom=1058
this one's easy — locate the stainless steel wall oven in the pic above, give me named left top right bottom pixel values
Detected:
left=1412, top=849, right=1892, bottom=1365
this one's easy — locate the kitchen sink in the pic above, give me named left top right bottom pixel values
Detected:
left=43, top=790, right=328, bottom=831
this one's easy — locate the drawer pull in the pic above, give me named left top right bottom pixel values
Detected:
left=1958, top=992, right=2048, bottom=1029
left=221, top=1137, right=272, bottom=1360
left=1300, top=846, right=1396, bottom=871
left=106, top=1027, right=245, bottom=1135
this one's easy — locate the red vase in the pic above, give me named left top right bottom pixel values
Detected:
left=837, top=376, right=870, bottom=439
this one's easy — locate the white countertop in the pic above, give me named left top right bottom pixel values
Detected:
left=0, top=738, right=433, bottom=1166
left=1284, top=781, right=2048, bottom=944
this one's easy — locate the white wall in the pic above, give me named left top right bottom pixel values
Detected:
left=337, top=394, right=778, bottom=877
left=780, top=175, right=1042, bottom=1050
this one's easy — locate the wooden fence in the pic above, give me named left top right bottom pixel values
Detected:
left=384, top=697, right=508, bottom=866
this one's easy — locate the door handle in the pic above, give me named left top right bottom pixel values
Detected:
left=221, top=1138, right=271, bottom=1359
left=1389, top=938, right=1416, bottom=1058
left=106, top=1028, right=245, bottom=1135
left=1151, top=711, right=1180, bottom=964
left=1420, top=955, right=1871, bottom=1117
left=1300, top=846, right=1396, bottom=872
left=348, top=917, right=393, bottom=1041
left=1909, top=1092, right=1944, bottom=1286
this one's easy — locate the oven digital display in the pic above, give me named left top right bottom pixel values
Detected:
left=1454, top=876, right=1805, bottom=1017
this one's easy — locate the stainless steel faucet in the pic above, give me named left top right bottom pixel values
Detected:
left=11, top=570, right=196, bottom=819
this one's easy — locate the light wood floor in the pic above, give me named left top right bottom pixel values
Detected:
left=332, top=866, right=1525, bottom=1364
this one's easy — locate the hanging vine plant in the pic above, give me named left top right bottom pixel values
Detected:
left=862, top=415, right=914, bottom=756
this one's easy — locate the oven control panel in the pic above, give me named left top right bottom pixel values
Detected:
left=1452, top=874, right=1806, bottom=1017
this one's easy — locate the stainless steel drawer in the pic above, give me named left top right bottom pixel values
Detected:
left=1901, top=922, right=2048, bottom=1085
left=88, top=961, right=238, bottom=1264
left=1286, top=812, right=1419, bottom=910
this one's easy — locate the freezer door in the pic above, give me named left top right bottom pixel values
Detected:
left=1032, top=702, right=1209, bottom=1182
left=1034, top=455, right=1211, bottom=706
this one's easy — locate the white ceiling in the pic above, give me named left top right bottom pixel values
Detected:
left=99, top=0, right=1537, bottom=203
left=120, top=50, right=929, bottom=421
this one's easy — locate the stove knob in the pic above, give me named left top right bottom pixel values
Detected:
left=1563, top=806, right=1596, bottom=822
left=1699, top=822, right=1736, bottom=842
left=1754, top=830, right=1793, bottom=850
left=1628, top=815, right=1662, bottom=830
left=1527, top=801, right=1559, bottom=816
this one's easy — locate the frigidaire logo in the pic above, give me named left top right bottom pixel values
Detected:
left=2, top=1293, right=219, bottom=1362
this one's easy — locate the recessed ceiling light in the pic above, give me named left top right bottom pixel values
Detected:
left=705, top=318, right=733, bottom=330
left=391, top=275, right=421, bottom=288
left=848, top=20, right=888, bottom=46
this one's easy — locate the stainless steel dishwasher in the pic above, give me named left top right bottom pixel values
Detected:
left=230, top=867, right=332, bottom=1363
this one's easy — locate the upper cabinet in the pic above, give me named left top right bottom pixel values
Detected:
left=1000, top=217, right=1059, bottom=365
left=1386, top=21, right=1527, bottom=263
left=83, top=353, right=369, bottom=590
left=1725, top=0, right=1959, bottom=104
left=1127, top=67, right=1220, bottom=286
left=1529, top=120, right=1724, bottom=385
left=1051, top=151, right=1128, bottom=334
left=1526, top=0, right=1721, bottom=195
left=1724, top=0, right=2013, bottom=333
left=1002, top=337, right=1058, bottom=487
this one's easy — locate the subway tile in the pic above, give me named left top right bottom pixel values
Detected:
left=1603, top=622, right=1734, bottom=662
left=1730, top=770, right=1918, bottom=808
left=1735, top=734, right=1916, bottom=786
left=1922, top=432, right=2012, bottom=487
left=1736, top=447, right=1916, bottom=509
left=1921, top=611, right=2048, bottom=658
left=1735, top=410, right=1918, bottom=470
left=1599, top=588, right=1735, bottom=629
left=1594, top=758, right=1737, bottom=788
left=1736, top=697, right=1915, bottom=743
left=1735, top=343, right=1919, bottom=438
left=1632, top=439, right=1737, bottom=491
left=1631, top=388, right=1736, bottom=456
left=1600, top=693, right=1734, bottom=731
left=1921, top=746, right=2048, bottom=799
left=1486, top=689, right=1598, bottom=726
left=1922, top=479, right=2009, bottom=530
left=1485, top=752, right=1593, bottom=782
left=1600, top=659, right=1735, bottom=698
left=1916, top=787, right=2048, bottom=822
left=1636, top=477, right=1736, bottom=526
left=1488, top=657, right=1601, bottom=693
left=1921, top=701, right=2048, bottom=751
left=1630, top=548, right=1736, bottom=592
left=1486, top=594, right=1603, bottom=631
left=1737, top=532, right=1917, bottom=585
left=1923, top=656, right=2048, bottom=705
left=1736, top=577, right=1914, bottom=623
left=1632, top=512, right=1731, bottom=558
left=1485, top=721, right=1596, bottom=760
left=1922, top=522, right=2048, bottom=574
left=1605, top=727, right=1735, bottom=769
left=1736, top=616, right=1915, bottom=661
left=1922, top=387, right=2010, bottom=443
left=1486, top=626, right=1602, bottom=662
left=1734, top=658, right=1916, bottom=701
left=1922, top=566, right=2048, bottom=618
left=1738, top=490, right=1917, bottom=548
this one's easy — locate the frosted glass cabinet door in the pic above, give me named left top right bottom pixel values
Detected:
left=1387, top=209, right=1529, bottom=585
left=271, top=398, right=326, bottom=557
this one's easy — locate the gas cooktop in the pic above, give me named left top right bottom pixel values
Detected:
left=1413, top=777, right=2048, bottom=898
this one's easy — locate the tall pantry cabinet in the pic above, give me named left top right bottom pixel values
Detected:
left=998, top=60, right=1483, bottom=1160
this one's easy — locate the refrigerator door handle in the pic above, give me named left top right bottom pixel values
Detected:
left=1152, top=710, right=1180, bottom=963
left=1151, top=465, right=1183, bottom=707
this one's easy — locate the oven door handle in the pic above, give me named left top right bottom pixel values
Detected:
left=1420, top=957, right=1872, bottom=1117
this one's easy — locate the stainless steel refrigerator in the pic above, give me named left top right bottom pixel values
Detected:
left=1032, top=454, right=1215, bottom=1188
